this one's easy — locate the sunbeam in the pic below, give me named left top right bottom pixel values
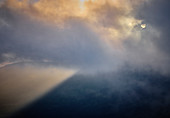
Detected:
left=0, top=64, right=77, bottom=117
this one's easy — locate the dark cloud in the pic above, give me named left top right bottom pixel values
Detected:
left=135, top=0, right=170, bottom=53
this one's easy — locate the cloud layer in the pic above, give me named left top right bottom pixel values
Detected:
left=0, top=0, right=169, bottom=73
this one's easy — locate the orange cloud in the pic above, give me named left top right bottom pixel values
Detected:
left=2, top=0, right=81, bottom=26
left=1, top=0, right=148, bottom=45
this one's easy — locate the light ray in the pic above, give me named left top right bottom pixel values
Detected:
left=0, top=64, right=77, bottom=117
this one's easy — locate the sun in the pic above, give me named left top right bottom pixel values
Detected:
left=141, top=24, right=146, bottom=29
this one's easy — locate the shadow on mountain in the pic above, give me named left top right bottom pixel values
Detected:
left=12, top=68, right=170, bottom=118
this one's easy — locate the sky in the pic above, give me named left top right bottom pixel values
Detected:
left=0, top=0, right=169, bottom=73
left=0, top=0, right=170, bottom=117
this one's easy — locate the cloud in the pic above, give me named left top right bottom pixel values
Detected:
left=2, top=0, right=82, bottom=25
left=133, top=0, right=170, bottom=73
left=1, top=1, right=170, bottom=117
left=0, top=4, right=110, bottom=70
left=0, top=0, right=169, bottom=74
left=135, top=0, right=170, bottom=53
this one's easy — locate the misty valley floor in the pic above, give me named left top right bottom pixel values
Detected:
left=12, top=69, right=170, bottom=118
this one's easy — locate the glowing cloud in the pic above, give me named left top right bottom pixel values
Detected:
left=2, top=0, right=147, bottom=40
